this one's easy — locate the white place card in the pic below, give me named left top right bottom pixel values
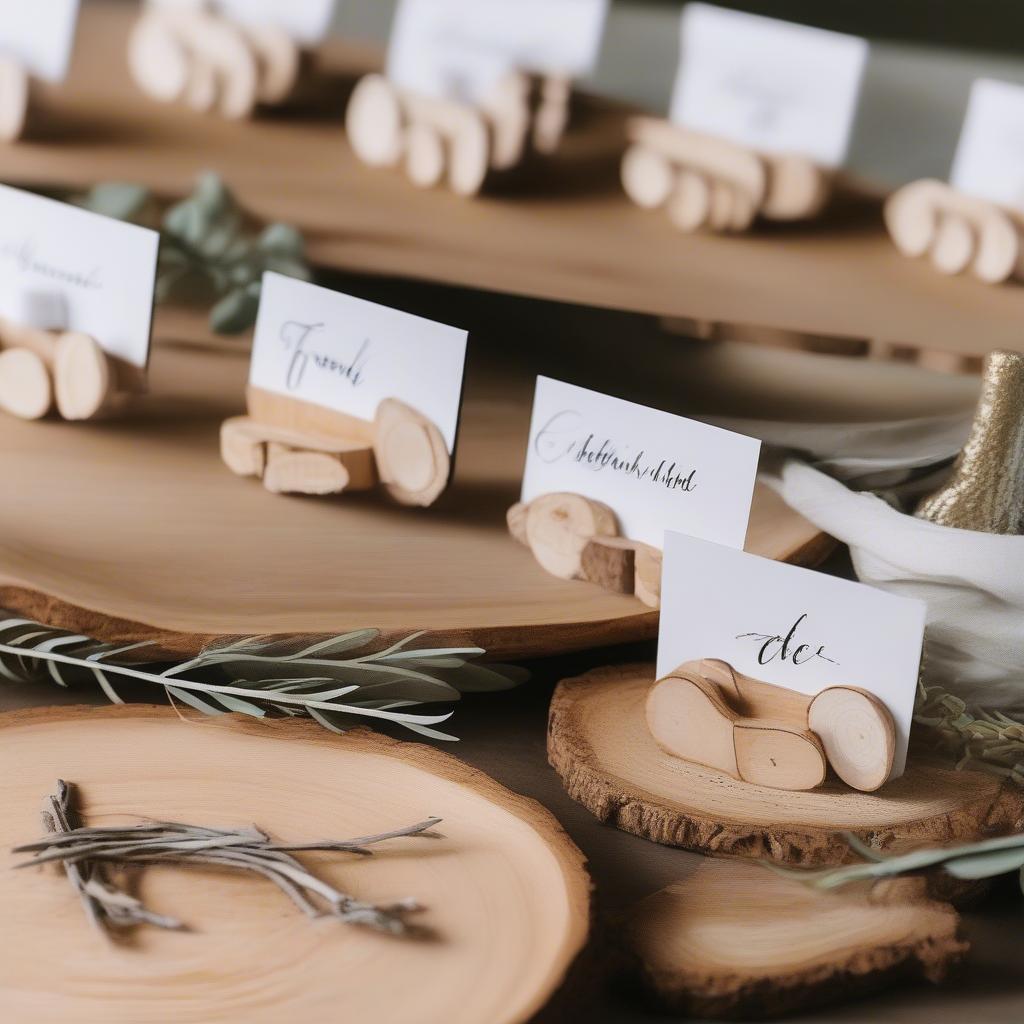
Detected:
left=950, top=78, right=1024, bottom=210
left=0, top=185, right=159, bottom=370
left=213, top=0, right=338, bottom=45
left=520, top=377, right=761, bottom=550
left=387, top=0, right=609, bottom=104
left=249, top=272, right=468, bottom=453
left=1, top=0, right=80, bottom=82
left=657, top=532, right=927, bottom=778
left=670, top=3, right=868, bottom=168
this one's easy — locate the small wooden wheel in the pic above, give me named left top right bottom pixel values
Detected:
left=373, top=398, right=450, bottom=506
left=930, top=213, right=975, bottom=276
left=523, top=492, right=618, bottom=580
left=53, top=332, right=111, bottom=421
left=621, top=144, right=674, bottom=209
left=0, top=348, right=52, bottom=420
left=0, top=56, right=30, bottom=143
left=808, top=686, right=896, bottom=793
left=345, top=74, right=405, bottom=168
left=242, top=22, right=300, bottom=105
left=666, top=169, right=712, bottom=232
left=447, top=108, right=490, bottom=197
left=127, top=12, right=191, bottom=103
left=404, top=121, right=446, bottom=189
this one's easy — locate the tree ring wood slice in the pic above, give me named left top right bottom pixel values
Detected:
left=808, top=686, right=896, bottom=793
left=0, top=704, right=590, bottom=1024
left=345, top=74, right=405, bottom=168
left=0, top=348, right=52, bottom=420
left=373, top=398, right=450, bottom=506
left=524, top=492, right=618, bottom=580
left=53, top=332, right=111, bottom=421
left=548, top=663, right=1024, bottom=865
left=0, top=55, right=30, bottom=142
left=623, top=859, right=966, bottom=1019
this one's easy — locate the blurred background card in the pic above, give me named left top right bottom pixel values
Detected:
left=1, top=0, right=79, bottom=82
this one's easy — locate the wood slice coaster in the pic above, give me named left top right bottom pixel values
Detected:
left=548, top=664, right=1024, bottom=865
left=6, top=2, right=1024, bottom=367
left=0, top=704, right=590, bottom=1024
left=0, top=323, right=826, bottom=660
left=622, top=859, right=965, bottom=1019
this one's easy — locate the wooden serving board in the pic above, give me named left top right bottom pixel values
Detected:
left=4, top=1, right=1024, bottom=368
left=0, top=704, right=590, bottom=1024
left=0, top=315, right=827, bottom=660
left=548, top=664, right=1024, bottom=865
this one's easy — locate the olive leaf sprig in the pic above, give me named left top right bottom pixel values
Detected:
left=0, top=614, right=526, bottom=741
left=76, top=173, right=311, bottom=334
left=771, top=830, right=1024, bottom=896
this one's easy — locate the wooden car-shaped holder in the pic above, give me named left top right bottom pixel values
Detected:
left=507, top=492, right=663, bottom=608
left=621, top=116, right=831, bottom=232
left=221, top=389, right=450, bottom=506
left=345, top=70, right=573, bottom=197
left=885, top=178, right=1024, bottom=283
left=128, top=4, right=311, bottom=119
left=647, top=658, right=895, bottom=793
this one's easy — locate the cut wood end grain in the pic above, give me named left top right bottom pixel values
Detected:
left=624, top=859, right=966, bottom=1019
left=0, top=348, right=52, bottom=420
left=523, top=492, right=618, bottom=580
left=0, top=55, right=30, bottom=143
left=373, top=398, right=450, bottom=506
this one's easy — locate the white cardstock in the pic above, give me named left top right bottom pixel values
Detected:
left=249, top=272, right=468, bottom=453
left=657, top=532, right=927, bottom=778
left=950, top=78, right=1024, bottom=210
left=520, top=377, right=761, bottom=550
left=670, top=3, right=868, bottom=168
left=212, top=0, right=338, bottom=45
left=387, top=0, right=609, bottom=104
left=0, top=0, right=80, bottom=82
left=0, top=184, right=159, bottom=370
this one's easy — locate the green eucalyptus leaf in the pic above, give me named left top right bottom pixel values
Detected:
left=259, top=222, right=305, bottom=257
left=80, top=182, right=151, bottom=222
left=209, top=287, right=260, bottom=334
left=944, top=847, right=1024, bottom=879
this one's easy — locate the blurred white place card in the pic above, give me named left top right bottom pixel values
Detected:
left=201, top=0, right=337, bottom=44
left=249, top=272, right=468, bottom=452
left=0, top=184, right=159, bottom=369
left=0, top=0, right=80, bottom=82
left=520, top=377, right=761, bottom=549
left=387, top=0, right=609, bottom=103
left=656, top=531, right=927, bottom=778
left=950, top=78, right=1024, bottom=210
left=670, top=3, right=868, bottom=167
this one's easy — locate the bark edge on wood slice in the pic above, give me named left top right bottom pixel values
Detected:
left=0, top=704, right=591, bottom=1024
left=622, top=859, right=966, bottom=1019
left=548, top=663, right=1024, bottom=867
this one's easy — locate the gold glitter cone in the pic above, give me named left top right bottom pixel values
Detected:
left=915, top=350, right=1024, bottom=533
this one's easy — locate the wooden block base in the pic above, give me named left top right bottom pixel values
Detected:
left=548, top=663, right=1024, bottom=866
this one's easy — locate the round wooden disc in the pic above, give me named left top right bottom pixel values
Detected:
left=0, top=704, right=589, bottom=1024
left=620, top=144, right=674, bottom=210
left=127, top=13, right=190, bottom=104
left=0, top=55, right=29, bottom=142
left=0, top=348, right=52, bottom=420
left=53, top=331, right=110, bottom=421
left=548, top=663, right=1024, bottom=865
left=0, top=326, right=827, bottom=659
left=345, top=74, right=404, bottom=168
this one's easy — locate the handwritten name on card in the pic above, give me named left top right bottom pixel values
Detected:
left=656, top=532, right=926, bottom=777
left=519, top=378, right=760, bottom=550
left=0, top=185, right=159, bottom=369
left=950, top=78, right=1024, bottom=210
left=2, top=0, right=80, bottom=82
left=249, top=272, right=468, bottom=453
left=670, top=3, right=868, bottom=168
left=388, top=0, right=609, bottom=104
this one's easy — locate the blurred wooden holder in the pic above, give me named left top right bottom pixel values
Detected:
left=345, top=70, right=575, bottom=197
left=886, top=178, right=1024, bottom=284
left=0, top=316, right=142, bottom=422
left=128, top=5, right=323, bottom=120
left=621, top=116, right=831, bottom=232
left=0, top=55, right=35, bottom=143
left=222, top=388, right=450, bottom=505
left=506, top=492, right=662, bottom=608
left=648, top=658, right=896, bottom=793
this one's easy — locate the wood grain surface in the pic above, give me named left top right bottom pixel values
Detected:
left=0, top=703, right=590, bottom=1024
left=548, top=664, right=1024, bottom=865
left=3, top=1, right=1024, bottom=364
left=0, top=309, right=827, bottom=659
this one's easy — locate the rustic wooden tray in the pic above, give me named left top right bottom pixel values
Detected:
left=0, top=310, right=826, bottom=659
left=549, top=664, right=1024, bottom=865
left=0, top=704, right=590, bottom=1024
left=4, top=1, right=1024, bottom=369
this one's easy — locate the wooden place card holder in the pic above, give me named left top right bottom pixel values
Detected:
left=128, top=4, right=312, bottom=119
left=647, top=658, right=896, bottom=793
left=621, top=116, right=831, bottom=234
left=345, top=70, right=574, bottom=198
left=0, top=55, right=36, bottom=144
left=221, top=387, right=450, bottom=506
left=506, top=492, right=663, bottom=608
left=885, top=179, right=1024, bottom=284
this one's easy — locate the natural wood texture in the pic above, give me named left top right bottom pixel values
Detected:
left=623, top=860, right=966, bottom=1019
left=523, top=493, right=619, bottom=580
left=373, top=399, right=450, bottom=507
left=580, top=536, right=636, bottom=594
left=0, top=318, right=829, bottom=659
left=632, top=544, right=662, bottom=609
left=548, top=664, right=1024, bottom=865
left=809, top=686, right=896, bottom=794
left=0, top=703, right=590, bottom=1024
left=8, top=3, right=1024, bottom=366
left=0, top=348, right=51, bottom=420
left=52, top=332, right=113, bottom=421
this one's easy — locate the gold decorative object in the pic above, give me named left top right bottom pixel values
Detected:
left=915, top=350, right=1024, bottom=533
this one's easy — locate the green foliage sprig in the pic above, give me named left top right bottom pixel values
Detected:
left=0, top=614, right=526, bottom=741
left=77, top=173, right=312, bottom=334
